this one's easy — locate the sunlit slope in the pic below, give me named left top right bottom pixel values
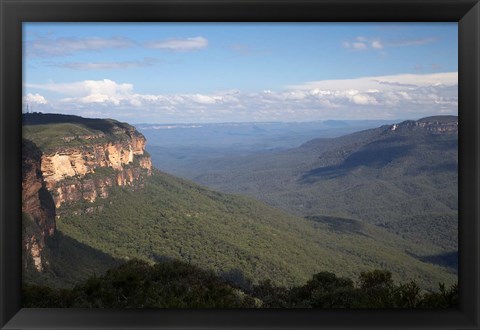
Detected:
left=57, top=169, right=456, bottom=290
left=181, top=117, right=458, bottom=255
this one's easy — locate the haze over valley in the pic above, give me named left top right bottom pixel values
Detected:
left=139, top=119, right=397, bottom=176
left=141, top=116, right=458, bottom=268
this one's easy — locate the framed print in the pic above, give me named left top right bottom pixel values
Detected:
left=1, top=0, right=479, bottom=329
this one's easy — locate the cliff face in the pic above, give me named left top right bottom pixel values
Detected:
left=22, top=139, right=56, bottom=271
left=42, top=130, right=146, bottom=181
left=391, top=116, right=458, bottom=134
left=41, top=132, right=152, bottom=209
left=22, top=113, right=153, bottom=272
left=23, top=114, right=153, bottom=211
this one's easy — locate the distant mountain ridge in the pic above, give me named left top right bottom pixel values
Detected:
left=171, top=116, right=458, bottom=268
left=390, top=115, right=458, bottom=133
left=140, top=119, right=399, bottom=180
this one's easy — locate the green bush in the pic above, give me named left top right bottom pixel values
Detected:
left=23, top=262, right=458, bottom=309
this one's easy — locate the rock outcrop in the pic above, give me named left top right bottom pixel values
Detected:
left=22, top=114, right=154, bottom=272
left=23, top=114, right=153, bottom=210
left=22, top=139, right=56, bottom=272
left=391, top=116, right=458, bottom=134
left=42, top=137, right=152, bottom=209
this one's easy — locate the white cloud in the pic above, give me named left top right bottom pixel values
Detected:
left=371, top=40, right=383, bottom=49
left=351, top=93, right=378, bottom=105
left=342, top=37, right=372, bottom=51
left=23, top=93, right=47, bottom=105
left=230, top=44, right=253, bottom=55
left=288, top=72, right=458, bottom=91
left=29, top=79, right=133, bottom=96
left=387, top=37, right=437, bottom=47
left=145, top=37, right=208, bottom=51
left=190, top=94, right=218, bottom=104
left=26, top=35, right=209, bottom=58
left=352, top=42, right=368, bottom=50
left=49, top=57, right=157, bottom=71
left=26, top=36, right=135, bottom=57
left=342, top=36, right=437, bottom=51
left=26, top=72, right=457, bottom=122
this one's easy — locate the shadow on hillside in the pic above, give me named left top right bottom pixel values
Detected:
left=301, top=143, right=415, bottom=183
left=414, top=161, right=458, bottom=174
left=24, top=230, right=123, bottom=289
left=220, top=268, right=253, bottom=291
left=151, top=253, right=178, bottom=263
left=305, top=215, right=370, bottom=238
left=407, top=250, right=458, bottom=273
left=427, top=137, right=458, bottom=151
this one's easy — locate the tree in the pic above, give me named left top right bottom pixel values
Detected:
left=393, top=280, right=422, bottom=308
left=288, top=272, right=357, bottom=308
left=356, top=270, right=395, bottom=308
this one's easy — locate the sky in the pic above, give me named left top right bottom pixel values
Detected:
left=23, top=23, right=458, bottom=124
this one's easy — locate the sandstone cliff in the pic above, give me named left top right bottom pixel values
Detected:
left=390, top=116, right=458, bottom=134
left=42, top=135, right=152, bottom=209
left=23, top=113, right=153, bottom=211
left=22, top=113, right=153, bottom=272
left=22, top=139, right=56, bottom=271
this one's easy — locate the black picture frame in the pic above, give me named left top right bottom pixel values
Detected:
left=1, top=0, right=479, bottom=329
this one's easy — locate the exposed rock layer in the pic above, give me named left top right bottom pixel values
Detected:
left=391, top=117, right=458, bottom=134
left=37, top=124, right=152, bottom=209
left=22, top=139, right=56, bottom=271
left=22, top=114, right=153, bottom=272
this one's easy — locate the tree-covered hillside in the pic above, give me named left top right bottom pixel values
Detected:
left=51, top=169, right=456, bottom=290
left=168, top=117, right=458, bottom=265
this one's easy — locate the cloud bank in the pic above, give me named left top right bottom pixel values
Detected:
left=23, top=93, right=47, bottom=105
left=26, top=72, right=457, bottom=123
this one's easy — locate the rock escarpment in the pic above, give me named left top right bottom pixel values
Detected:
left=390, top=116, right=458, bottom=134
left=22, top=139, right=56, bottom=272
left=42, top=133, right=152, bottom=209
left=23, top=113, right=153, bottom=211
left=22, top=113, right=153, bottom=272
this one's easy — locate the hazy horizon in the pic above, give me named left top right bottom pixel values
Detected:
left=23, top=111, right=458, bottom=127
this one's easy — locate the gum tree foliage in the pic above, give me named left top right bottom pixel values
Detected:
left=23, top=260, right=458, bottom=309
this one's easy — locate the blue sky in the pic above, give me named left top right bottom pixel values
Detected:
left=24, top=23, right=458, bottom=123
